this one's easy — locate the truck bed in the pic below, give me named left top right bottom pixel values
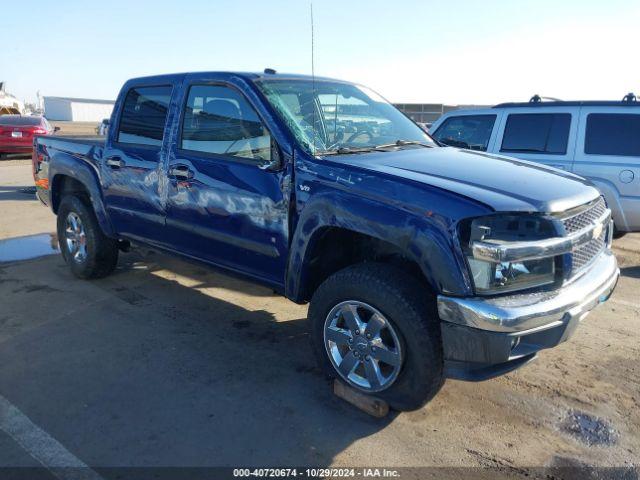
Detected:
left=38, top=135, right=105, bottom=152
left=33, top=135, right=107, bottom=208
left=34, top=135, right=105, bottom=169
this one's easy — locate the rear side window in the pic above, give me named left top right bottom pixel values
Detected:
left=501, top=113, right=571, bottom=154
left=432, top=115, right=496, bottom=151
left=117, top=86, right=172, bottom=146
left=585, top=113, right=640, bottom=157
left=180, top=85, right=271, bottom=161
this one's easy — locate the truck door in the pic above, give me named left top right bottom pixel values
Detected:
left=164, top=81, right=289, bottom=286
left=101, top=84, right=175, bottom=242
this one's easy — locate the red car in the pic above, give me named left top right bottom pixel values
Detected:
left=0, top=115, right=57, bottom=156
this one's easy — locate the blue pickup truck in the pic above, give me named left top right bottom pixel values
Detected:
left=33, top=71, right=619, bottom=410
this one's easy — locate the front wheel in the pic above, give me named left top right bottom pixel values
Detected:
left=309, top=263, right=444, bottom=411
left=57, top=195, right=119, bottom=279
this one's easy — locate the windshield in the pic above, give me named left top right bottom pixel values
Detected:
left=255, top=79, right=435, bottom=155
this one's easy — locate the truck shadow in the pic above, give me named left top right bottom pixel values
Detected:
left=620, top=265, right=640, bottom=279
left=0, top=248, right=396, bottom=470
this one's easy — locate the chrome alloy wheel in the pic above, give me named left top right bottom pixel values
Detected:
left=64, top=212, right=88, bottom=263
left=324, top=300, right=403, bottom=392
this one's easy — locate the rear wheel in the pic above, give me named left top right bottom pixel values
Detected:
left=57, top=195, right=119, bottom=279
left=309, top=262, right=444, bottom=411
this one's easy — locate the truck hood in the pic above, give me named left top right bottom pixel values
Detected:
left=336, top=147, right=600, bottom=213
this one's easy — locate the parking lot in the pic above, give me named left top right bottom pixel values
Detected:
left=1, top=156, right=639, bottom=476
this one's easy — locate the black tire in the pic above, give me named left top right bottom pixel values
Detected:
left=57, top=195, right=119, bottom=279
left=309, top=262, right=444, bottom=411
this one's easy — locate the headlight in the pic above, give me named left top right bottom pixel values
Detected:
left=466, top=257, right=555, bottom=294
left=460, top=214, right=557, bottom=295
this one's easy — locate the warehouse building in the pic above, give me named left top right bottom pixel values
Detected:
left=43, top=96, right=115, bottom=122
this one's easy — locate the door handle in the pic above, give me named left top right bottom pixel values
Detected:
left=168, top=164, right=194, bottom=180
left=106, top=156, right=123, bottom=168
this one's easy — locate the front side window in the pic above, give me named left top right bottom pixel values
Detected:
left=180, top=85, right=271, bottom=161
left=432, top=115, right=496, bottom=151
left=501, top=113, right=571, bottom=155
left=585, top=113, right=640, bottom=157
left=256, top=79, right=434, bottom=155
left=117, top=86, right=172, bottom=147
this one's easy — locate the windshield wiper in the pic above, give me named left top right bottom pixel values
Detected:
left=318, top=146, right=379, bottom=156
left=374, top=140, right=434, bottom=150
left=317, top=140, right=434, bottom=156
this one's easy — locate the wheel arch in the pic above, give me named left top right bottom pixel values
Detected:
left=285, top=196, right=471, bottom=303
left=50, top=169, right=115, bottom=237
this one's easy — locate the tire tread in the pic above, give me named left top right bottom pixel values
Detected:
left=57, top=195, right=118, bottom=279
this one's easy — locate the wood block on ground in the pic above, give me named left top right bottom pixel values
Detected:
left=333, top=379, right=389, bottom=418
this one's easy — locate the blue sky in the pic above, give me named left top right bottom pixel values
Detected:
left=2, top=0, right=639, bottom=104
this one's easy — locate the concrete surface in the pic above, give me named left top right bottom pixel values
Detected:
left=0, top=158, right=638, bottom=475
left=50, top=121, right=101, bottom=137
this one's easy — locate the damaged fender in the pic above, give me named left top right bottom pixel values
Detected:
left=286, top=189, right=477, bottom=302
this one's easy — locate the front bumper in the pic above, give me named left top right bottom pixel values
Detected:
left=437, top=250, right=619, bottom=380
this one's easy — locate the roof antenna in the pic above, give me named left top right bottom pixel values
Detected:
left=310, top=2, right=317, bottom=156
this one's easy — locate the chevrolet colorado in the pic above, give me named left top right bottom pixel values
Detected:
left=33, top=71, right=619, bottom=410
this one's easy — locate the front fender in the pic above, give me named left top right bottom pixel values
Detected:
left=285, top=191, right=474, bottom=302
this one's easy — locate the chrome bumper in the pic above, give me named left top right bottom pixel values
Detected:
left=438, top=250, right=619, bottom=333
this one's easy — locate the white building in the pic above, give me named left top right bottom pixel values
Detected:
left=43, top=96, right=114, bottom=122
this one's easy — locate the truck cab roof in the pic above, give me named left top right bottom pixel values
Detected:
left=125, top=71, right=350, bottom=85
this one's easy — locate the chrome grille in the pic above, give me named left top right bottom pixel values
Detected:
left=572, top=227, right=606, bottom=273
left=561, top=197, right=607, bottom=234
left=559, top=196, right=608, bottom=276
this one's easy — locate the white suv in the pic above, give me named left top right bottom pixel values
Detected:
left=429, top=94, right=640, bottom=235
